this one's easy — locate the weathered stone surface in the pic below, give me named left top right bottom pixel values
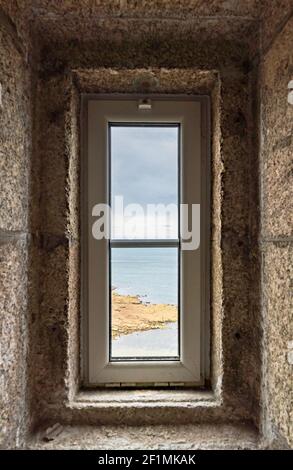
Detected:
left=0, top=2, right=32, bottom=450
left=0, top=21, right=31, bottom=232
left=30, top=0, right=263, bottom=20
left=0, top=0, right=30, bottom=58
left=40, top=37, right=253, bottom=76
left=259, top=11, right=293, bottom=450
left=74, top=68, right=218, bottom=95
left=0, top=239, right=28, bottom=448
left=29, top=0, right=262, bottom=47
left=261, top=17, right=293, bottom=238
left=210, top=82, right=223, bottom=399
left=262, top=242, right=293, bottom=447
left=34, top=75, right=79, bottom=239
left=260, top=0, right=293, bottom=53
left=28, top=423, right=260, bottom=450
left=31, top=241, right=80, bottom=414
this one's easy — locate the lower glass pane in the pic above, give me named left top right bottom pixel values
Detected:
left=110, top=247, right=179, bottom=359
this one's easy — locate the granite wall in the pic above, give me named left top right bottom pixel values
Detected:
left=0, top=3, right=32, bottom=448
left=0, top=0, right=292, bottom=449
left=259, top=13, right=293, bottom=448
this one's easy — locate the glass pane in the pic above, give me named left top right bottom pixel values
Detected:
left=110, top=125, right=179, bottom=240
left=111, top=247, right=179, bottom=359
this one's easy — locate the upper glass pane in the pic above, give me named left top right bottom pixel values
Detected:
left=110, top=125, right=179, bottom=239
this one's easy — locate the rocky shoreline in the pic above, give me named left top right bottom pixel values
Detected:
left=112, top=291, right=177, bottom=339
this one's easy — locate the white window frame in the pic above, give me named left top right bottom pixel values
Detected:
left=82, top=96, right=210, bottom=386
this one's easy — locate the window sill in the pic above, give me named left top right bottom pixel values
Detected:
left=63, top=390, right=227, bottom=426
left=72, top=388, right=217, bottom=406
left=29, top=423, right=260, bottom=450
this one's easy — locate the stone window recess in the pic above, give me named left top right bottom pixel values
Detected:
left=0, top=0, right=292, bottom=450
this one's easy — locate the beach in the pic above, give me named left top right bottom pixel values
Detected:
left=111, top=291, right=177, bottom=339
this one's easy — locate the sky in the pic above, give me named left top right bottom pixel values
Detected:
left=110, top=125, right=179, bottom=239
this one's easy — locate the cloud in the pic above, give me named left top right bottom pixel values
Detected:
left=111, top=125, right=179, bottom=208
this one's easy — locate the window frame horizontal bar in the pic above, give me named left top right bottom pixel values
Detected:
left=110, top=122, right=180, bottom=128
left=111, top=355, right=180, bottom=362
left=110, top=239, right=179, bottom=248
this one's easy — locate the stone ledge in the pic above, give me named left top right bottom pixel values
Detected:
left=74, top=389, right=216, bottom=405
left=35, top=391, right=250, bottom=427
left=28, top=423, right=260, bottom=450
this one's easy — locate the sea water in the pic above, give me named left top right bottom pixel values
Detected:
left=111, top=247, right=178, bottom=305
left=111, top=247, right=179, bottom=358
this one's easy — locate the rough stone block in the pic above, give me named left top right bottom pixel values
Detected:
left=261, top=17, right=293, bottom=238
left=263, top=242, right=293, bottom=447
left=0, top=239, right=28, bottom=448
left=0, top=27, right=31, bottom=232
